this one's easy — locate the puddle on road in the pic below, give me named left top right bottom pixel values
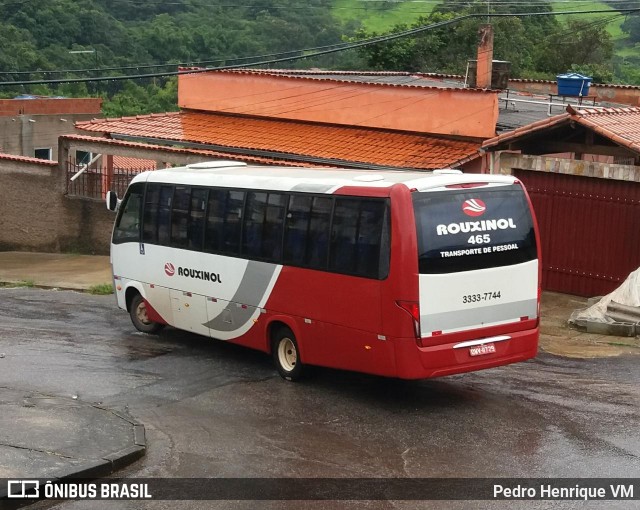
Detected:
left=123, top=339, right=174, bottom=361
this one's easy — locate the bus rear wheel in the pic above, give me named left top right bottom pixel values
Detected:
left=273, top=327, right=304, bottom=381
left=130, top=293, right=163, bottom=334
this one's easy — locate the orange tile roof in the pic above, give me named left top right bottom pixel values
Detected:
left=482, top=106, right=640, bottom=154
left=76, top=111, right=480, bottom=170
left=112, top=156, right=156, bottom=170
left=62, top=134, right=317, bottom=167
left=0, top=152, right=57, bottom=166
left=482, top=112, right=571, bottom=149
left=572, top=106, right=640, bottom=152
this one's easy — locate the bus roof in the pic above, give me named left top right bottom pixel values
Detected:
left=131, top=162, right=518, bottom=193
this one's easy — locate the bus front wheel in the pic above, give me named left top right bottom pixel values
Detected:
left=273, top=327, right=304, bottom=381
left=130, top=293, right=163, bottom=334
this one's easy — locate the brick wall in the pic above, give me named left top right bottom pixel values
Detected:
left=0, top=98, right=102, bottom=116
left=179, top=70, right=499, bottom=139
left=0, top=114, right=101, bottom=160
left=498, top=153, right=640, bottom=182
left=0, top=159, right=113, bottom=254
left=508, top=79, right=640, bottom=107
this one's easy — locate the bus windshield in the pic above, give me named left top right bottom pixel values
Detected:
left=414, top=184, right=537, bottom=274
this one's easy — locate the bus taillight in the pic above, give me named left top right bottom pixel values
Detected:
left=396, top=300, right=421, bottom=339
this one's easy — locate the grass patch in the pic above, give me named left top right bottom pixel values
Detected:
left=616, top=42, right=640, bottom=58
left=551, top=0, right=626, bottom=40
left=332, top=0, right=431, bottom=33
left=0, top=280, right=35, bottom=288
left=88, top=283, right=114, bottom=295
left=605, top=341, right=640, bottom=348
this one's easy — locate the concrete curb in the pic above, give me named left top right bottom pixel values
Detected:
left=0, top=404, right=146, bottom=509
left=572, top=318, right=639, bottom=337
left=0, top=281, right=111, bottom=294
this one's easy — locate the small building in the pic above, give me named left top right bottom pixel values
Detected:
left=0, top=96, right=102, bottom=161
left=482, top=106, right=640, bottom=296
left=73, top=69, right=496, bottom=174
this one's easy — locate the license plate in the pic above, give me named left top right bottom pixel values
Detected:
left=469, top=343, right=496, bottom=357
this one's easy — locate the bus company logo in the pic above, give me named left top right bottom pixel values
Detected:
left=177, top=266, right=222, bottom=283
left=462, top=199, right=486, bottom=217
left=164, top=262, right=175, bottom=277
left=7, top=480, right=39, bottom=498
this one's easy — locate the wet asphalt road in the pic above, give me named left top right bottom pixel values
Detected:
left=1, top=287, right=639, bottom=510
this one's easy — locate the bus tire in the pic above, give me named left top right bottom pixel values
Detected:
left=273, top=327, right=304, bottom=381
left=130, top=293, right=163, bottom=334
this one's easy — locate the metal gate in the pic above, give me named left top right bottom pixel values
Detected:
left=513, top=170, right=640, bottom=297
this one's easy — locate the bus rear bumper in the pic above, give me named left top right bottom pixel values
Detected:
left=394, top=328, right=539, bottom=379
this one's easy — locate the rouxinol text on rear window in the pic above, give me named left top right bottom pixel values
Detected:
left=413, top=183, right=537, bottom=274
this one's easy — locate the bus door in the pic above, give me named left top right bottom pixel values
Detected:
left=413, top=182, right=539, bottom=341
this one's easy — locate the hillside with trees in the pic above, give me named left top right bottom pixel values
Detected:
left=355, top=2, right=616, bottom=83
left=0, top=0, right=635, bottom=116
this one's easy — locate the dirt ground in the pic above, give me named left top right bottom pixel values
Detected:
left=540, top=291, right=640, bottom=358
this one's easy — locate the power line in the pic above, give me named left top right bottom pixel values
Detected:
left=0, top=49, right=307, bottom=76
left=1, top=8, right=636, bottom=88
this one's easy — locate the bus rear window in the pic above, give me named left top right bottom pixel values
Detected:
left=413, top=184, right=537, bottom=274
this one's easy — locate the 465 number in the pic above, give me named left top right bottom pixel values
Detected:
left=468, top=234, right=491, bottom=245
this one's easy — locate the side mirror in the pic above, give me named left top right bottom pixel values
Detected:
left=106, top=191, right=119, bottom=211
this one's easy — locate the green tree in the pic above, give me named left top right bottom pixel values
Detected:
left=135, top=14, right=194, bottom=62
left=621, top=13, right=640, bottom=43
left=534, top=20, right=613, bottom=77
left=101, top=79, right=178, bottom=118
left=0, top=0, right=356, bottom=115
left=0, top=24, right=43, bottom=72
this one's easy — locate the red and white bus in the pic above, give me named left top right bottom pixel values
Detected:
left=107, top=162, right=540, bottom=381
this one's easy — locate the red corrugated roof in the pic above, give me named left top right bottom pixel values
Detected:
left=482, top=106, right=640, bottom=154
left=76, top=111, right=480, bottom=170
left=179, top=68, right=493, bottom=94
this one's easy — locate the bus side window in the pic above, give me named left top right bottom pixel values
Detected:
left=306, top=197, right=331, bottom=268
left=329, top=198, right=386, bottom=278
left=284, top=194, right=312, bottom=265
left=171, top=186, right=191, bottom=249
left=224, top=190, right=245, bottom=255
left=330, top=199, right=359, bottom=274
left=262, top=193, right=287, bottom=261
left=204, top=189, right=225, bottom=253
left=242, top=192, right=267, bottom=258
left=356, top=201, right=387, bottom=278
left=143, top=184, right=160, bottom=244
left=205, top=189, right=244, bottom=256
left=113, top=182, right=144, bottom=244
left=157, top=185, right=174, bottom=246
left=378, top=204, right=391, bottom=279
left=189, top=188, right=208, bottom=251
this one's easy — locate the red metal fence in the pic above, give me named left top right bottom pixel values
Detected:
left=514, top=169, right=640, bottom=297
left=66, top=162, right=149, bottom=199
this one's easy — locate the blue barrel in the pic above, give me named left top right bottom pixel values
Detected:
left=557, top=73, right=592, bottom=97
